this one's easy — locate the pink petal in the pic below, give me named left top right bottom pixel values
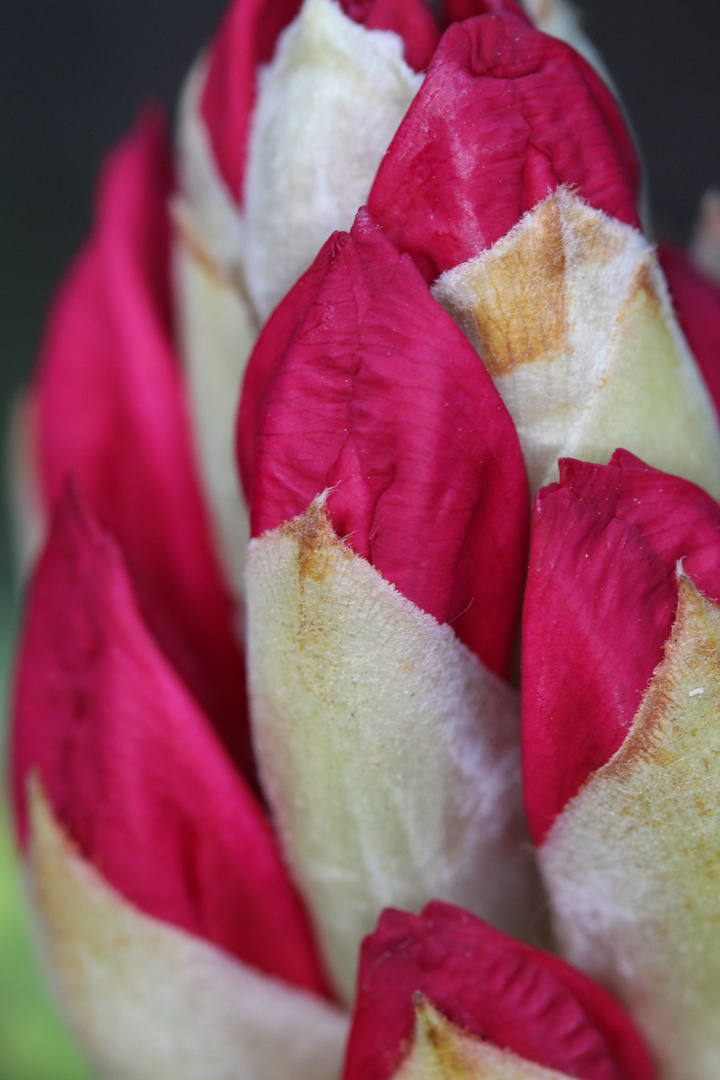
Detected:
left=658, top=245, right=720, bottom=416
left=34, top=113, right=250, bottom=772
left=11, top=485, right=331, bottom=997
left=523, top=449, right=720, bottom=844
left=343, top=901, right=655, bottom=1080
left=238, top=208, right=529, bottom=677
left=201, top=0, right=439, bottom=206
left=367, top=11, right=640, bottom=282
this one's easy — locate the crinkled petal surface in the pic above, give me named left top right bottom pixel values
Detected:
left=368, top=11, right=640, bottom=281
left=27, top=781, right=347, bottom=1080
left=523, top=449, right=720, bottom=843
left=240, top=208, right=529, bottom=676
left=12, top=485, right=329, bottom=996
left=34, top=113, right=249, bottom=767
left=344, top=902, right=654, bottom=1080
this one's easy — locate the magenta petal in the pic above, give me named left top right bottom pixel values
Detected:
left=11, top=485, right=331, bottom=997
left=368, top=12, right=641, bottom=282
left=658, top=245, right=720, bottom=417
left=34, top=113, right=250, bottom=771
left=343, top=901, right=655, bottom=1080
left=238, top=208, right=529, bottom=677
left=523, top=449, right=720, bottom=844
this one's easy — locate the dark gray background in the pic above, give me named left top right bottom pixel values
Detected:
left=1, top=0, right=719, bottom=588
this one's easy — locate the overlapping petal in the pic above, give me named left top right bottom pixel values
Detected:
left=240, top=207, right=529, bottom=675
left=367, top=10, right=640, bottom=282
left=540, top=572, right=720, bottom=1080
left=344, top=902, right=655, bottom=1080
left=33, top=112, right=250, bottom=769
left=523, top=448, right=720, bottom=843
left=201, top=0, right=438, bottom=207
left=12, top=485, right=329, bottom=995
left=240, top=207, right=538, bottom=1000
left=27, top=781, right=347, bottom=1080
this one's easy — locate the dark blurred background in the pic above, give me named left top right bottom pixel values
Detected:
left=0, top=1, right=718, bottom=1076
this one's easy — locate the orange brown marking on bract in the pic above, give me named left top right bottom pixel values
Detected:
left=605, top=575, right=720, bottom=779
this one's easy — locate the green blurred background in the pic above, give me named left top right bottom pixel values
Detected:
left=1, top=1, right=719, bottom=1076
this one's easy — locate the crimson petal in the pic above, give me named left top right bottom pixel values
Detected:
left=442, top=0, right=529, bottom=26
left=344, top=901, right=655, bottom=1080
left=523, top=449, right=720, bottom=844
left=368, top=11, right=640, bottom=282
left=11, top=485, right=330, bottom=997
left=201, top=0, right=439, bottom=205
left=238, top=208, right=529, bottom=677
left=34, top=113, right=250, bottom=771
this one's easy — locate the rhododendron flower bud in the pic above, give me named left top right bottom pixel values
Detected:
left=12, top=487, right=345, bottom=1079
left=12, top=0, right=720, bottom=1076
left=523, top=450, right=720, bottom=1079
left=15, top=112, right=252, bottom=774
left=364, top=9, right=720, bottom=498
left=240, top=207, right=541, bottom=1002
left=344, top=902, right=655, bottom=1080
left=173, top=0, right=434, bottom=602
left=171, top=0, right=630, bottom=607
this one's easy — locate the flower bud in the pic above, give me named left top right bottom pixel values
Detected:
left=241, top=209, right=540, bottom=1002
left=13, top=486, right=344, bottom=1078
left=344, top=902, right=655, bottom=1080
left=524, top=451, right=720, bottom=1078
left=240, top=209, right=529, bottom=674
left=174, top=0, right=434, bottom=604
left=367, top=9, right=640, bottom=281
left=27, top=780, right=346, bottom=1080
left=28, top=112, right=250, bottom=768
left=366, top=12, right=720, bottom=500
